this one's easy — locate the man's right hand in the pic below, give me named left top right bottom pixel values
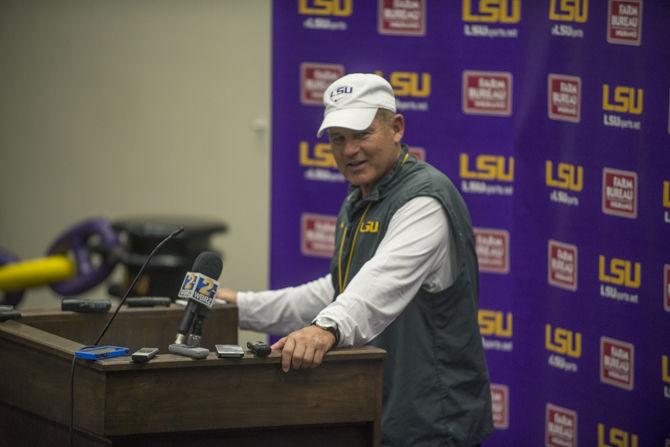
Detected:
left=216, top=287, right=238, bottom=304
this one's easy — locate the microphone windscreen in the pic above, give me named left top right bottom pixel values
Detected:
left=191, top=251, right=223, bottom=280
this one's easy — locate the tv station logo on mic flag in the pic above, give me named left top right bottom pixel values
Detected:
left=607, top=0, right=643, bottom=46
left=490, top=384, right=509, bottom=429
left=178, top=272, right=219, bottom=308
left=378, top=0, right=425, bottom=36
left=301, top=62, right=345, bottom=105
left=545, top=403, right=577, bottom=447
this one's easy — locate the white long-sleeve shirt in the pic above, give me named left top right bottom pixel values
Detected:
left=237, top=195, right=457, bottom=347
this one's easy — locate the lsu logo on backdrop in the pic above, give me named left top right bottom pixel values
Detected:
left=603, top=84, right=643, bottom=115
left=479, top=309, right=513, bottom=352
left=460, top=154, right=514, bottom=181
left=462, top=71, right=513, bottom=116
left=597, top=422, right=639, bottom=447
left=600, top=336, right=634, bottom=391
left=474, top=228, right=510, bottom=274
left=490, top=384, right=509, bottom=429
left=378, top=0, right=426, bottom=36
left=602, top=167, right=637, bottom=218
left=375, top=70, right=431, bottom=112
left=607, top=0, right=642, bottom=46
left=299, top=141, right=345, bottom=183
left=546, top=160, right=583, bottom=206
left=546, top=403, right=577, bottom=447
left=546, top=323, right=581, bottom=372
left=548, top=74, right=581, bottom=122
left=462, top=0, right=520, bottom=23
left=548, top=240, right=578, bottom=291
left=301, top=213, right=337, bottom=258
left=298, top=0, right=352, bottom=16
left=663, top=354, right=670, bottom=398
left=664, top=264, right=670, bottom=312
left=300, top=62, right=345, bottom=105
left=549, top=0, right=588, bottom=22
left=663, top=180, right=670, bottom=224
left=599, top=255, right=641, bottom=288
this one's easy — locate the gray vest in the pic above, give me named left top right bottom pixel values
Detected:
left=329, top=147, right=493, bottom=447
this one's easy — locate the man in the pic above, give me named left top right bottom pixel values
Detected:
left=218, top=73, right=492, bottom=446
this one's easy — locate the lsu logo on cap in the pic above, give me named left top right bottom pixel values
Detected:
left=301, top=213, right=337, bottom=258
left=546, top=403, right=577, bottom=447
left=300, top=62, right=345, bottom=105
left=549, top=0, right=588, bottom=22
left=490, top=384, right=509, bottom=429
left=548, top=74, right=581, bottom=122
left=600, top=336, right=634, bottom=391
left=378, top=0, right=426, bottom=36
left=463, top=71, right=513, bottom=116
left=474, top=228, right=510, bottom=274
left=603, top=84, right=643, bottom=115
left=462, top=0, right=521, bottom=23
left=607, top=0, right=642, bottom=46
left=546, top=161, right=583, bottom=192
left=547, top=242, right=578, bottom=290
left=598, top=422, right=639, bottom=447
left=460, top=154, right=514, bottom=182
left=602, top=167, right=637, bottom=218
left=298, top=0, right=353, bottom=16
left=598, top=255, right=641, bottom=289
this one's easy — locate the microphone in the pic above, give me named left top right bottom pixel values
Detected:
left=173, top=251, right=222, bottom=347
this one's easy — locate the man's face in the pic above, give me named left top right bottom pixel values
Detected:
left=327, top=114, right=404, bottom=197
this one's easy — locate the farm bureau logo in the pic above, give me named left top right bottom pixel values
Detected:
left=378, top=0, right=426, bottom=36
left=460, top=153, right=514, bottom=196
left=548, top=240, right=578, bottom=291
left=546, top=323, right=582, bottom=372
left=301, top=213, right=337, bottom=258
left=375, top=70, right=431, bottom=111
left=599, top=254, right=641, bottom=304
left=600, top=336, right=634, bottom=391
left=463, top=71, right=513, bottom=116
left=479, top=309, right=513, bottom=352
left=462, top=0, right=520, bottom=38
left=602, top=167, right=637, bottom=219
left=299, top=141, right=345, bottom=183
left=546, top=403, right=577, bottom=447
left=548, top=74, right=582, bottom=123
left=490, top=384, right=509, bottom=429
left=300, top=62, right=345, bottom=105
left=474, top=228, right=510, bottom=274
left=299, top=0, right=352, bottom=31
left=607, top=0, right=642, bottom=46
left=549, top=0, right=587, bottom=38
left=603, top=84, right=643, bottom=130
left=546, top=160, right=583, bottom=206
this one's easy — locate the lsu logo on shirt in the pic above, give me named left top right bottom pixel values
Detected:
left=462, top=0, right=521, bottom=23
left=374, top=70, right=431, bottom=98
left=299, top=141, right=336, bottom=168
left=359, top=220, right=379, bottom=233
left=598, top=256, right=641, bottom=289
left=546, top=403, right=577, bottom=447
left=597, top=422, right=638, bottom=447
left=298, top=0, right=353, bottom=16
left=546, top=161, right=583, bottom=192
left=545, top=324, right=582, bottom=358
left=460, top=154, right=514, bottom=182
left=479, top=309, right=513, bottom=337
left=603, top=85, right=643, bottom=115
left=549, top=0, right=588, bottom=22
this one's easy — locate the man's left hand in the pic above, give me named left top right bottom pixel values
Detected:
left=271, top=325, right=336, bottom=372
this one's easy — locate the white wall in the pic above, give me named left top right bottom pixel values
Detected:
left=0, top=0, right=271, bottom=344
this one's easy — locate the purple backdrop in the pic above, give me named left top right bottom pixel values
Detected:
left=272, top=1, right=670, bottom=445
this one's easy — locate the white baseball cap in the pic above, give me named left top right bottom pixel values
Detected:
left=317, top=73, right=397, bottom=137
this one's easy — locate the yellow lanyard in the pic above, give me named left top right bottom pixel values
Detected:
left=337, top=202, right=372, bottom=293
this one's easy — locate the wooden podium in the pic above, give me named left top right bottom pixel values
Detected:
left=0, top=306, right=385, bottom=446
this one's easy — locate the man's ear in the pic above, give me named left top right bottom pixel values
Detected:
left=392, top=114, right=405, bottom=143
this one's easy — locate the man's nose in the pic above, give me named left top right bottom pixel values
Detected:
left=343, top=137, right=359, bottom=157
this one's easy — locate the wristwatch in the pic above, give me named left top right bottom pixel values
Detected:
left=312, top=316, right=340, bottom=345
